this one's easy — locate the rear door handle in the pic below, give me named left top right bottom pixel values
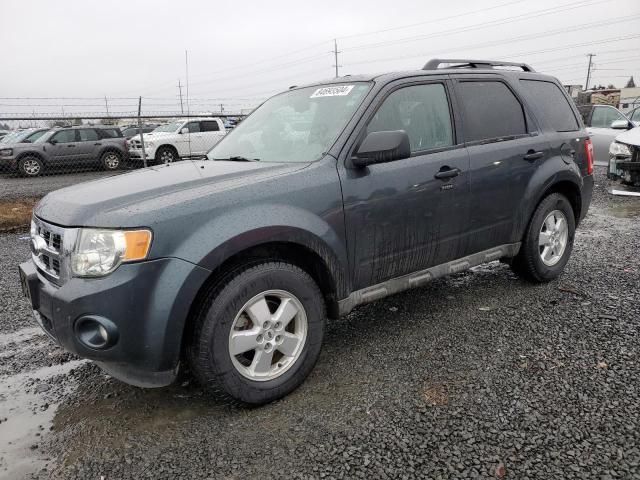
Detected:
left=434, top=167, right=461, bottom=180
left=523, top=150, right=544, bottom=161
left=94, top=143, right=102, bottom=146
left=67, top=144, right=76, bottom=148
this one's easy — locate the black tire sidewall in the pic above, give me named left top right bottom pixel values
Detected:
left=523, top=193, right=576, bottom=281
left=193, top=263, right=325, bottom=405
left=18, top=156, right=43, bottom=177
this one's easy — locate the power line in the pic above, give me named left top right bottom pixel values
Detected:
left=342, top=0, right=614, bottom=53
left=336, top=0, right=528, bottom=40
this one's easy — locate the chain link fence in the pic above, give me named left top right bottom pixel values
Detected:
left=0, top=114, right=244, bottom=230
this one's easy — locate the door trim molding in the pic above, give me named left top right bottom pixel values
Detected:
left=338, top=242, right=521, bottom=316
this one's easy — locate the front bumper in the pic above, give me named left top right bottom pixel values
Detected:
left=19, top=257, right=210, bottom=387
left=0, top=155, right=18, bottom=170
left=608, top=155, right=640, bottom=183
left=128, top=147, right=155, bottom=160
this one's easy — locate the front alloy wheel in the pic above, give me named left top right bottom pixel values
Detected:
left=229, top=290, right=308, bottom=381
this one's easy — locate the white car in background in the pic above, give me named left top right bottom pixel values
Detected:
left=578, top=105, right=638, bottom=166
left=128, top=118, right=227, bottom=164
left=608, top=127, right=640, bottom=186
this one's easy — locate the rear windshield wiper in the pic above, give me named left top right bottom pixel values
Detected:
left=211, top=156, right=260, bottom=162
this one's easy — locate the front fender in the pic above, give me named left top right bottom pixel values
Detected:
left=514, top=156, right=583, bottom=240
left=171, top=203, right=349, bottom=298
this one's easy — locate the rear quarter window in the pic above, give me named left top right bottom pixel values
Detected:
left=519, top=80, right=580, bottom=132
left=99, top=128, right=123, bottom=138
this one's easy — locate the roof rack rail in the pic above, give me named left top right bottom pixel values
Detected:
left=423, top=58, right=535, bottom=72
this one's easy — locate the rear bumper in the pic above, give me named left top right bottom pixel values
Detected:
left=19, top=257, right=210, bottom=387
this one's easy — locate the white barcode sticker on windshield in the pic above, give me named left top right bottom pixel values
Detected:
left=310, top=85, right=354, bottom=98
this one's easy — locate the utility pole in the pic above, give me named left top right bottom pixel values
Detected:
left=332, top=39, right=341, bottom=78
left=585, top=53, right=596, bottom=90
left=104, top=96, right=110, bottom=117
left=177, top=79, right=184, bottom=114
left=220, top=103, right=224, bottom=114
left=137, top=96, right=147, bottom=168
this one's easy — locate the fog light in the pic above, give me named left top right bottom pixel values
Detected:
left=75, top=316, right=119, bottom=350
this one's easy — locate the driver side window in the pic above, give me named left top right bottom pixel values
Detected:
left=51, top=130, right=77, bottom=143
left=367, top=83, right=453, bottom=153
left=591, top=106, right=625, bottom=128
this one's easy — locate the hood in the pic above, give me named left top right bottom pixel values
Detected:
left=615, top=126, right=640, bottom=147
left=129, top=131, right=174, bottom=142
left=35, top=160, right=308, bottom=227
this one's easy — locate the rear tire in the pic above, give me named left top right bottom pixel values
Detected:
left=18, top=156, right=44, bottom=177
left=101, top=151, right=122, bottom=171
left=188, top=262, right=325, bottom=405
left=511, top=193, right=575, bottom=282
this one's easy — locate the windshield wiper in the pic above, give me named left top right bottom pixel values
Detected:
left=212, top=156, right=260, bottom=162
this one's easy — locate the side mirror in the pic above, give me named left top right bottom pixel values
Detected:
left=352, top=130, right=411, bottom=168
left=611, top=119, right=631, bottom=130
left=48, top=139, right=57, bottom=145
left=180, top=128, right=189, bottom=134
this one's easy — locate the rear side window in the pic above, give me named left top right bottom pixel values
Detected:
left=98, top=128, right=122, bottom=138
left=367, top=83, right=454, bottom=152
left=457, top=81, right=526, bottom=143
left=79, top=129, right=99, bottom=141
left=519, top=80, right=579, bottom=132
left=201, top=120, right=220, bottom=132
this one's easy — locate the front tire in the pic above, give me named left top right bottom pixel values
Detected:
left=155, top=146, right=178, bottom=165
left=511, top=193, right=576, bottom=282
left=18, top=156, right=44, bottom=177
left=188, top=262, right=326, bottom=405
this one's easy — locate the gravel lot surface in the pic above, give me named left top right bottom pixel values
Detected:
left=0, top=167, right=638, bottom=479
left=0, top=170, right=126, bottom=201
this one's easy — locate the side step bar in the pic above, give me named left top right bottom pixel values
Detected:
left=337, top=243, right=521, bottom=316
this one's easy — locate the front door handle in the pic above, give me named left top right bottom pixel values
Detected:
left=434, top=167, right=461, bottom=180
left=94, top=143, right=102, bottom=146
left=523, top=150, right=544, bottom=161
left=67, top=144, right=76, bottom=148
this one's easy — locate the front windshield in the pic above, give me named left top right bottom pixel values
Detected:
left=153, top=122, right=182, bottom=133
left=0, top=132, right=19, bottom=144
left=207, top=82, right=371, bottom=163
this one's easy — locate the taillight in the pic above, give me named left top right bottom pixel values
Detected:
left=585, top=138, right=594, bottom=175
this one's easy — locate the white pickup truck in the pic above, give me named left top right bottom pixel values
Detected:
left=128, top=117, right=227, bottom=164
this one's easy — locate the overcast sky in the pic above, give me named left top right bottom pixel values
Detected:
left=1, top=0, right=639, bottom=117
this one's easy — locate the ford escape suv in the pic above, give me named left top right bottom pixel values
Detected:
left=20, top=59, right=594, bottom=405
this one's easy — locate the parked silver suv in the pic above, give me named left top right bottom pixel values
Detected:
left=0, top=126, right=128, bottom=176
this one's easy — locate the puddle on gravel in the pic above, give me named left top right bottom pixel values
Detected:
left=606, top=202, right=640, bottom=218
left=0, top=359, right=85, bottom=480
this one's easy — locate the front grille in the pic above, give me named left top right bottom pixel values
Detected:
left=31, top=217, right=68, bottom=284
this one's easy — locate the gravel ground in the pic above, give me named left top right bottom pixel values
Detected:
left=0, top=167, right=638, bottom=480
left=0, top=170, right=126, bottom=201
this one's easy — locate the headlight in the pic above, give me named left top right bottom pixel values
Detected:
left=71, top=228, right=152, bottom=277
left=609, top=142, right=632, bottom=157
left=0, top=148, right=13, bottom=156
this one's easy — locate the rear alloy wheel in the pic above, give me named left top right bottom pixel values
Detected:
left=511, top=193, right=575, bottom=282
left=189, top=262, right=325, bottom=405
left=156, top=146, right=177, bottom=165
left=101, top=151, right=122, bottom=171
left=18, top=156, right=43, bottom=177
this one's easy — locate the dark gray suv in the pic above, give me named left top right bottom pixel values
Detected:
left=20, top=59, right=594, bottom=405
left=2, top=126, right=127, bottom=176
